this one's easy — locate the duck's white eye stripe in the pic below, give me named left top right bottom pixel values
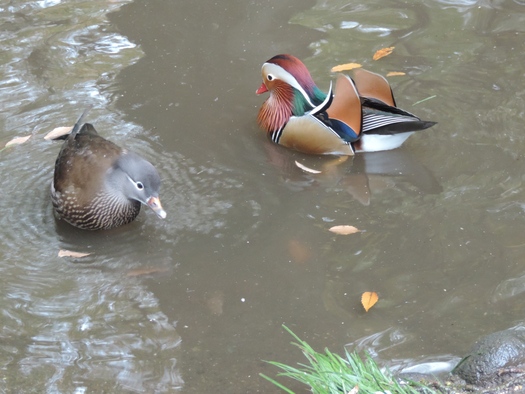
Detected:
left=261, top=62, right=316, bottom=107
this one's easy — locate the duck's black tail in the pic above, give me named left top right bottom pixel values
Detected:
left=50, top=107, right=92, bottom=141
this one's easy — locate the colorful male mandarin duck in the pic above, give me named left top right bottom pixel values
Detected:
left=256, top=54, right=436, bottom=155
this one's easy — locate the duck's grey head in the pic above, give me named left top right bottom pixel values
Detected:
left=108, top=151, right=167, bottom=219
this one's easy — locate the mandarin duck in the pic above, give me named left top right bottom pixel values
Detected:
left=50, top=109, right=166, bottom=230
left=256, top=54, right=436, bottom=155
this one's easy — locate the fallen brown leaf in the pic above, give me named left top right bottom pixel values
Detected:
left=44, top=126, right=73, bottom=140
left=295, top=161, right=322, bottom=174
left=386, top=71, right=406, bottom=77
left=58, top=249, right=91, bottom=258
left=330, top=62, right=362, bottom=72
left=361, top=291, right=379, bottom=312
left=329, top=225, right=360, bottom=235
left=5, top=135, right=31, bottom=147
left=373, top=46, right=395, bottom=61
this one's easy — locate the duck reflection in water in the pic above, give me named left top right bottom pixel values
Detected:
left=262, top=140, right=442, bottom=206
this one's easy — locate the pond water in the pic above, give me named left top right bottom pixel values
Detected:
left=1, top=0, right=525, bottom=392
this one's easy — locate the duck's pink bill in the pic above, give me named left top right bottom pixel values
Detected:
left=256, top=83, right=268, bottom=95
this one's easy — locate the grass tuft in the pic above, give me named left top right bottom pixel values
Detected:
left=261, top=325, right=434, bottom=394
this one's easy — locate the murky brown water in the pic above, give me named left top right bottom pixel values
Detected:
left=1, top=0, right=525, bottom=392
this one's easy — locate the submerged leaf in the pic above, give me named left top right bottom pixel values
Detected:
left=361, top=291, right=379, bottom=312
left=58, top=249, right=91, bottom=258
left=322, top=155, right=349, bottom=169
left=288, top=238, right=312, bottom=264
left=5, top=135, right=31, bottom=147
left=205, top=290, right=225, bottom=316
left=44, top=126, right=73, bottom=140
left=329, top=225, right=360, bottom=235
left=126, top=267, right=170, bottom=277
left=412, top=95, right=437, bottom=106
left=295, top=161, right=322, bottom=174
left=373, top=47, right=395, bottom=61
left=331, top=63, right=362, bottom=72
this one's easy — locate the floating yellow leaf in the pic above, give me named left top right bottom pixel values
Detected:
left=295, top=161, right=322, bottom=174
left=58, top=249, right=91, bottom=258
left=361, top=291, right=379, bottom=312
left=373, top=46, right=395, bottom=61
left=5, top=135, right=31, bottom=147
left=386, top=71, right=406, bottom=77
left=329, top=225, right=360, bottom=235
left=330, top=62, right=362, bottom=72
left=44, top=126, right=73, bottom=140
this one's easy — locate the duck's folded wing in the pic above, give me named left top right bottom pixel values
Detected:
left=352, top=68, right=396, bottom=107
left=361, top=97, right=436, bottom=135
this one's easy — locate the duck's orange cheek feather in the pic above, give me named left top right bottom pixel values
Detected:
left=257, top=97, right=291, bottom=133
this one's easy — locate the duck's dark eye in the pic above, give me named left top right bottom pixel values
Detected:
left=267, top=74, right=274, bottom=81
left=136, top=182, right=144, bottom=190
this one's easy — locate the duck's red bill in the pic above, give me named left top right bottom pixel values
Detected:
left=256, top=83, right=268, bottom=95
